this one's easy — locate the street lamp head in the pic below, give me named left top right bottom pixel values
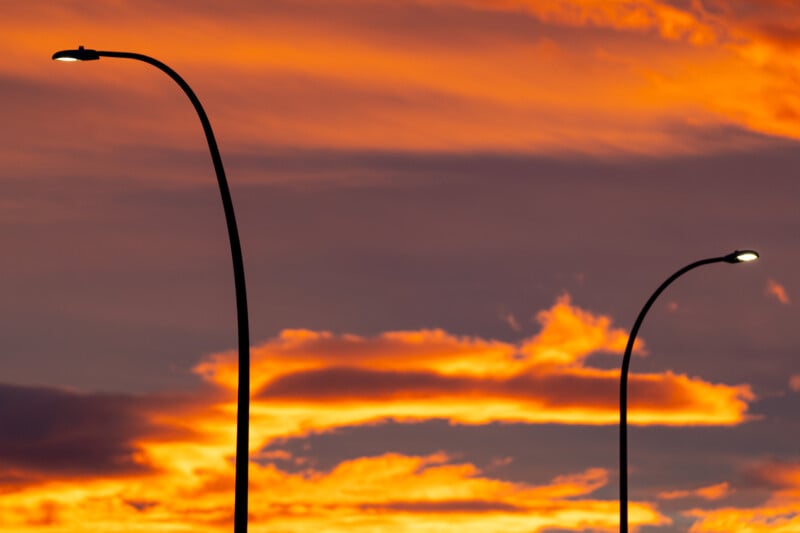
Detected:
left=723, top=249, right=760, bottom=264
left=52, top=46, right=100, bottom=62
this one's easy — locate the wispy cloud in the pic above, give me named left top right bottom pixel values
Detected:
left=687, top=458, right=800, bottom=532
left=659, top=482, right=732, bottom=501
left=5, top=0, right=799, bottom=162
left=766, top=278, right=790, bottom=304
left=499, top=310, right=522, bottom=332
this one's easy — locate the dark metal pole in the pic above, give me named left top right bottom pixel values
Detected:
left=55, top=49, right=250, bottom=533
left=619, top=251, right=757, bottom=532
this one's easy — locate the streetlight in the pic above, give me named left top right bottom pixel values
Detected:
left=52, top=46, right=251, bottom=533
left=619, top=249, right=759, bottom=532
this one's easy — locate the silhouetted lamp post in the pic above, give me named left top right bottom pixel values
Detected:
left=52, top=46, right=251, bottom=533
left=618, top=249, right=758, bottom=532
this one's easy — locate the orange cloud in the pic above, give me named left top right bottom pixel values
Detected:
left=451, top=0, right=724, bottom=44
left=685, top=459, right=800, bottom=531
left=0, top=450, right=668, bottom=532
left=7, top=0, right=800, bottom=167
left=0, top=381, right=672, bottom=532
left=245, top=455, right=670, bottom=532
left=744, top=458, right=800, bottom=493
left=688, top=506, right=800, bottom=533
left=0, top=294, right=759, bottom=532
left=457, top=0, right=800, bottom=146
left=659, top=482, right=732, bottom=501
left=766, top=278, right=791, bottom=304
left=196, top=295, right=754, bottom=445
left=522, top=294, right=632, bottom=367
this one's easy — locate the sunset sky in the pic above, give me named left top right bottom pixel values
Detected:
left=3, top=1, right=800, bottom=531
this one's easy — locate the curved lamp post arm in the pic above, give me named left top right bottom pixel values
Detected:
left=53, top=47, right=250, bottom=533
left=619, top=249, right=758, bottom=533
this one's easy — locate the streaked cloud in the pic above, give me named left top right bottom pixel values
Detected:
left=452, top=0, right=724, bottom=43
left=4, top=0, right=800, bottom=167
left=197, top=295, right=755, bottom=444
left=0, top=374, right=673, bottom=532
left=688, top=505, right=800, bottom=533
left=687, top=458, right=800, bottom=532
left=0, top=448, right=668, bottom=532
left=658, top=481, right=732, bottom=501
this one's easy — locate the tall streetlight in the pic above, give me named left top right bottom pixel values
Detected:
left=52, top=46, right=251, bottom=533
left=619, top=249, right=759, bottom=532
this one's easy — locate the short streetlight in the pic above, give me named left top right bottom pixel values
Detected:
left=53, top=46, right=251, bottom=533
left=619, top=250, right=759, bottom=532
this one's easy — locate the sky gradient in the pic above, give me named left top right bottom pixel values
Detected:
left=3, top=1, right=800, bottom=531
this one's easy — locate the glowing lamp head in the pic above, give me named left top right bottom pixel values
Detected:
left=52, top=46, right=100, bottom=62
left=723, top=250, right=760, bottom=264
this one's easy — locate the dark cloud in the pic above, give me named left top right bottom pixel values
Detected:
left=362, top=499, right=522, bottom=513
left=259, top=367, right=469, bottom=400
left=256, top=365, right=726, bottom=413
left=0, top=382, right=158, bottom=482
